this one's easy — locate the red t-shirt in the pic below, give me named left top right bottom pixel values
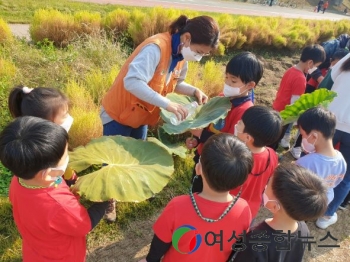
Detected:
left=230, top=147, right=278, bottom=218
left=272, top=66, right=306, bottom=112
left=9, top=176, right=91, bottom=262
left=153, top=194, right=252, bottom=262
left=307, top=68, right=328, bottom=89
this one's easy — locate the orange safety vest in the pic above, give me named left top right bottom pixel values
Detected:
left=102, top=32, right=185, bottom=128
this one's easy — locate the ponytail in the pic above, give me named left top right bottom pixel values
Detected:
left=169, top=15, right=219, bottom=48
left=8, top=85, right=69, bottom=121
left=169, top=15, right=188, bottom=35
left=8, top=86, right=26, bottom=118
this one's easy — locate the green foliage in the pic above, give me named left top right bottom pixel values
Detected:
left=0, top=18, right=13, bottom=45
left=70, top=136, right=175, bottom=202
left=280, top=89, right=337, bottom=125
left=160, top=93, right=232, bottom=134
left=73, top=11, right=101, bottom=37
left=0, top=163, right=12, bottom=196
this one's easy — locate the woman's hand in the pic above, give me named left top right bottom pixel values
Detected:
left=166, top=102, right=188, bottom=121
left=194, top=88, right=208, bottom=105
left=186, top=137, right=198, bottom=149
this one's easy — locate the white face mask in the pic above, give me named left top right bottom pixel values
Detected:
left=263, top=193, right=280, bottom=211
left=181, top=45, right=202, bottom=62
left=234, top=124, right=242, bottom=137
left=60, top=115, right=74, bottom=132
left=301, top=134, right=317, bottom=154
left=223, top=83, right=246, bottom=97
left=51, top=155, right=69, bottom=174
left=308, top=66, right=318, bottom=74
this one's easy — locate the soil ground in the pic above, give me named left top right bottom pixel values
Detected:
left=85, top=54, right=350, bottom=262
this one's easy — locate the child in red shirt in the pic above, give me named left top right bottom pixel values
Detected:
left=140, top=134, right=253, bottom=262
left=270, top=45, right=326, bottom=151
left=186, top=52, right=264, bottom=192
left=0, top=117, right=108, bottom=262
left=230, top=105, right=282, bottom=219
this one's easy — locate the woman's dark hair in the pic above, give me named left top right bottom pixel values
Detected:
left=8, top=85, right=69, bottom=121
left=272, top=163, right=328, bottom=221
left=226, top=52, right=264, bottom=85
left=201, top=134, right=253, bottom=192
left=242, top=106, right=282, bottom=147
left=169, top=15, right=219, bottom=48
left=0, top=116, right=68, bottom=179
left=297, top=106, right=336, bottom=139
left=341, top=55, right=350, bottom=71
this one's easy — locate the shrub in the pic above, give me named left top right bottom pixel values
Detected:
left=74, top=11, right=101, bottom=37
left=64, top=81, right=102, bottom=148
left=30, top=9, right=75, bottom=47
left=0, top=18, right=13, bottom=45
left=103, top=8, right=131, bottom=40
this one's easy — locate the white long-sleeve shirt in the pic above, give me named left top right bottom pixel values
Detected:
left=328, top=53, right=350, bottom=133
left=101, top=44, right=197, bottom=125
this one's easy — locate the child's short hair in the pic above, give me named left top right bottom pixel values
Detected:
left=225, top=52, right=264, bottom=85
left=297, top=106, right=336, bottom=139
left=242, top=105, right=282, bottom=147
left=331, top=48, right=349, bottom=62
left=0, top=116, right=68, bottom=180
left=300, top=44, right=326, bottom=64
left=200, top=133, right=253, bottom=192
left=8, top=86, right=69, bottom=121
left=272, top=163, right=328, bottom=221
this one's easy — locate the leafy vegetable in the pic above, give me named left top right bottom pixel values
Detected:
left=70, top=135, right=174, bottom=202
left=280, top=89, right=337, bottom=125
left=160, top=93, right=232, bottom=134
left=147, top=127, right=187, bottom=158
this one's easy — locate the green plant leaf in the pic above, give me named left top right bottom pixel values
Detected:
left=160, top=93, right=232, bottom=134
left=147, top=127, right=187, bottom=158
left=280, top=89, right=337, bottom=125
left=69, top=135, right=174, bottom=202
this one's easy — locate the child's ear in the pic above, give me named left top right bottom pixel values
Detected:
left=246, top=81, right=256, bottom=89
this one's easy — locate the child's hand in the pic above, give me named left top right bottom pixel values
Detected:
left=194, top=88, right=208, bottom=105
left=138, top=259, right=147, bottom=262
left=186, top=137, right=198, bottom=149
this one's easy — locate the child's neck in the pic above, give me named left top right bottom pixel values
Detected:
left=294, top=62, right=307, bottom=74
left=248, top=145, right=265, bottom=154
left=265, top=212, right=298, bottom=233
left=315, top=139, right=337, bottom=157
left=199, top=184, right=233, bottom=203
left=19, top=175, right=54, bottom=188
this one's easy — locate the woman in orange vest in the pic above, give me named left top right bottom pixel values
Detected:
left=101, top=15, right=219, bottom=140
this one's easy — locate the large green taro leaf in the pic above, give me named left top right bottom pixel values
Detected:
left=280, top=89, right=337, bottom=125
left=70, top=135, right=174, bottom=202
left=160, top=93, right=232, bottom=134
left=147, top=127, right=187, bottom=158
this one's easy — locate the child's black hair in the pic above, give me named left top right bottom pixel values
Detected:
left=8, top=86, right=69, bottom=122
left=297, top=106, right=336, bottom=139
left=272, top=163, right=328, bottom=221
left=242, top=106, right=282, bottom=147
left=331, top=48, right=349, bottom=62
left=200, top=133, right=253, bottom=192
left=0, top=116, right=68, bottom=180
left=225, top=52, right=264, bottom=85
left=300, top=44, right=326, bottom=64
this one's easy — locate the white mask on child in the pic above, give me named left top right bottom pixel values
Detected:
left=308, top=66, right=318, bottom=74
left=51, top=155, right=69, bottom=174
left=301, top=134, right=317, bottom=154
left=60, top=115, right=74, bottom=132
left=181, top=43, right=202, bottom=62
left=223, top=83, right=245, bottom=97
left=263, top=193, right=280, bottom=211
